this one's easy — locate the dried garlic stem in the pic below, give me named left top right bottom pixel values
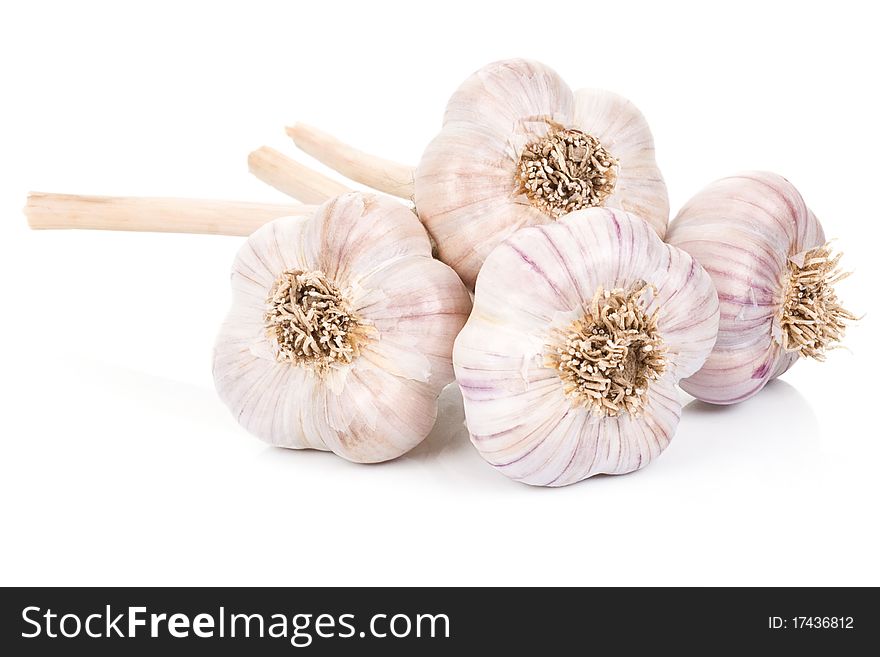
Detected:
left=248, top=146, right=351, bottom=204
left=25, top=192, right=312, bottom=236
left=286, top=123, right=415, bottom=200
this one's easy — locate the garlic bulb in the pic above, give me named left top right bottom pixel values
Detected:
left=454, top=209, right=719, bottom=486
left=213, top=192, right=472, bottom=463
left=666, top=172, right=856, bottom=405
left=415, top=59, right=669, bottom=289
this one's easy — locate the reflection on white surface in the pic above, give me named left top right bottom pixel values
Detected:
left=255, top=378, right=823, bottom=490
left=669, top=379, right=820, bottom=485
left=5, top=351, right=876, bottom=587
left=257, top=383, right=505, bottom=488
left=35, top=353, right=822, bottom=487
left=405, top=384, right=471, bottom=460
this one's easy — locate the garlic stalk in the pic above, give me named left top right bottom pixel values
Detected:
left=453, top=209, right=719, bottom=486
left=248, top=146, right=351, bottom=203
left=286, top=124, right=415, bottom=200
left=666, top=171, right=856, bottom=405
left=250, top=59, right=668, bottom=290
left=25, top=192, right=311, bottom=236
left=214, top=192, right=472, bottom=463
left=28, top=153, right=352, bottom=236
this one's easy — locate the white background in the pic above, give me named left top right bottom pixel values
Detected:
left=1, top=1, right=878, bottom=586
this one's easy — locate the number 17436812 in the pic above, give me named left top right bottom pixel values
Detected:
left=769, top=617, right=854, bottom=630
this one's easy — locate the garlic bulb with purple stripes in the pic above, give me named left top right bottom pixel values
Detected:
left=453, top=209, right=719, bottom=486
left=415, top=58, right=669, bottom=290
left=213, top=192, right=472, bottom=463
left=666, top=172, right=856, bottom=405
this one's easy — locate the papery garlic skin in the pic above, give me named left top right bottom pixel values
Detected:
left=666, top=171, right=850, bottom=405
left=453, top=209, right=719, bottom=486
left=415, top=59, right=669, bottom=290
left=213, top=192, right=472, bottom=463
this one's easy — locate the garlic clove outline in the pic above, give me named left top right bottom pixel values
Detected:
left=666, top=172, right=856, bottom=405
left=453, top=208, right=719, bottom=486
left=415, top=58, right=669, bottom=290
left=441, top=58, right=574, bottom=134
left=571, top=89, right=669, bottom=232
left=213, top=192, right=473, bottom=463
